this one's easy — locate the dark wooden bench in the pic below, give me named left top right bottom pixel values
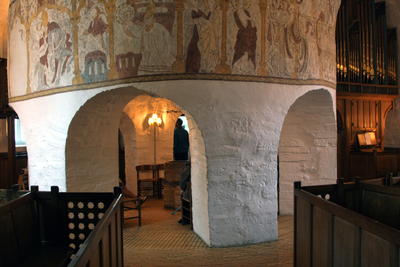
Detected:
left=294, top=180, right=400, bottom=266
left=0, top=191, right=73, bottom=267
left=360, top=173, right=400, bottom=187
left=0, top=185, right=123, bottom=267
left=336, top=176, right=400, bottom=230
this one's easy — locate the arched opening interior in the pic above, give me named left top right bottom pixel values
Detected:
left=65, top=88, right=183, bottom=192
left=278, top=89, right=336, bottom=215
left=117, top=94, right=183, bottom=196
left=65, top=86, right=210, bottom=244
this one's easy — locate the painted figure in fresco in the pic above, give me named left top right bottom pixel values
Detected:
left=198, top=0, right=220, bottom=71
left=283, top=1, right=309, bottom=78
left=116, top=3, right=142, bottom=51
left=83, top=6, right=108, bottom=50
left=184, top=0, right=219, bottom=73
left=35, top=11, right=73, bottom=89
left=297, top=20, right=314, bottom=78
left=139, top=1, right=175, bottom=73
left=115, top=3, right=144, bottom=78
left=118, top=1, right=175, bottom=74
left=266, top=0, right=294, bottom=77
left=232, top=9, right=257, bottom=69
left=185, top=0, right=211, bottom=73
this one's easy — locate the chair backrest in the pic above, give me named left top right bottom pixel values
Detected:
left=136, top=165, right=154, bottom=171
left=136, top=165, right=156, bottom=180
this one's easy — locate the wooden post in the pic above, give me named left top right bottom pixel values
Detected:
left=337, top=178, right=345, bottom=206
left=293, top=181, right=301, bottom=267
left=31, top=185, right=39, bottom=192
left=50, top=186, right=59, bottom=244
left=114, top=186, right=122, bottom=198
left=373, top=149, right=378, bottom=178
left=11, top=184, right=19, bottom=200
left=354, top=176, right=361, bottom=212
left=388, top=173, right=393, bottom=186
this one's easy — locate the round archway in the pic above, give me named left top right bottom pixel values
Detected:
left=278, top=89, right=337, bottom=215
left=65, top=86, right=210, bottom=243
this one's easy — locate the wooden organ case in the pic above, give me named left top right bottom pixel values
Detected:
left=336, top=0, right=399, bottom=181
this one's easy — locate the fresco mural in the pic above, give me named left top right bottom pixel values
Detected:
left=183, top=0, right=219, bottom=73
left=8, top=0, right=339, bottom=95
left=30, top=9, right=74, bottom=90
left=79, top=1, right=109, bottom=83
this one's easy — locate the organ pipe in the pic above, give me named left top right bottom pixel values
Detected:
left=336, top=0, right=397, bottom=89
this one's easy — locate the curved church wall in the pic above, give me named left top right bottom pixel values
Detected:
left=7, top=0, right=340, bottom=248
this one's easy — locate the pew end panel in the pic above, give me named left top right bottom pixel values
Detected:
left=0, top=192, right=73, bottom=267
left=294, top=181, right=400, bottom=266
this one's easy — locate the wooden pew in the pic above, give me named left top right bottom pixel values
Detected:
left=294, top=180, right=400, bottom=266
left=361, top=173, right=400, bottom=187
left=0, top=191, right=73, bottom=267
left=0, top=186, right=123, bottom=267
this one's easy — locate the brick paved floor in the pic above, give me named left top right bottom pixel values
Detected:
left=123, top=197, right=293, bottom=267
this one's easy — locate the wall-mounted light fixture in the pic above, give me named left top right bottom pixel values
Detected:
left=148, top=113, right=162, bottom=126
left=148, top=113, right=162, bottom=166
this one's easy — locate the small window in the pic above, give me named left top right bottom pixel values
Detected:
left=15, top=118, right=26, bottom=147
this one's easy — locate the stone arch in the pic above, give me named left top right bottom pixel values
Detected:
left=278, top=89, right=336, bottom=215
left=65, top=87, right=145, bottom=192
left=65, top=86, right=210, bottom=244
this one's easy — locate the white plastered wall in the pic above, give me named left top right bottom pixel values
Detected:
left=10, top=80, right=336, bottom=247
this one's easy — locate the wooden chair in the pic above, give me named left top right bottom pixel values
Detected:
left=137, top=164, right=164, bottom=198
left=121, top=196, right=142, bottom=226
left=182, top=182, right=192, bottom=229
left=156, top=164, right=165, bottom=199
left=17, top=168, right=28, bottom=190
left=120, top=184, right=143, bottom=226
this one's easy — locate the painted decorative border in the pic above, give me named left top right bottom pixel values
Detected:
left=9, top=73, right=336, bottom=102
